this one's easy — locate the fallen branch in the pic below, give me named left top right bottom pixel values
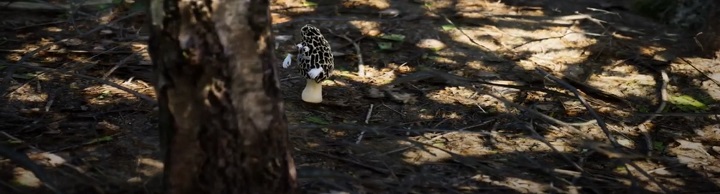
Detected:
left=0, top=11, right=143, bottom=97
left=0, top=140, right=63, bottom=194
left=1, top=62, right=156, bottom=105
left=679, top=57, right=720, bottom=87
left=103, top=51, right=142, bottom=79
left=326, top=29, right=366, bottom=77
left=534, top=67, right=671, bottom=194
left=300, top=148, right=390, bottom=175
left=535, top=67, right=621, bottom=147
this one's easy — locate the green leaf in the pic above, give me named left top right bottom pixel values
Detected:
left=6, top=139, right=23, bottom=144
left=669, top=95, right=708, bottom=111
left=441, top=24, right=457, bottom=31
left=378, top=33, right=406, bottom=42
left=377, top=42, right=393, bottom=50
left=303, top=1, right=318, bottom=7
left=97, top=90, right=112, bottom=99
left=305, top=116, right=329, bottom=125
left=89, top=136, right=114, bottom=144
left=653, top=141, right=665, bottom=151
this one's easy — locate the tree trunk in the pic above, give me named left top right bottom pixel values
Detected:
left=146, top=0, right=297, bottom=193
left=696, top=4, right=720, bottom=57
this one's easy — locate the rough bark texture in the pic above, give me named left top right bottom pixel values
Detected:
left=147, top=0, right=297, bottom=193
left=696, top=5, right=720, bottom=57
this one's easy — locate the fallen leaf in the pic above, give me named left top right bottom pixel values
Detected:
left=378, top=33, right=405, bottom=42
left=416, top=38, right=446, bottom=51
left=675, top=139, right=710, bottom=156
left=377, top=42, right=393, bottom=50
left=441, top=24, right=457, bottom=31
left=669, top=95, right=708, bottom=111
left=12, top=167, right=41, bottom=188
left=37, top=152, right=66, bottom=167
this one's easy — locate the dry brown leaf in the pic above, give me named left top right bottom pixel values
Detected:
left=675, top=139, right=710, bottom=156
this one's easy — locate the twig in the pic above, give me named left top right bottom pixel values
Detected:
left=535, top=67, right=621, bottom=147
left=636, top=69, right=669, bottom=156
left=103, top=51, right=141, bottom=79
left=52, top=133, right=122, bottom=152
left=380, top=102, right=405, bottom=116
left=6, top=43, right=130, bottom=100
left=456, top=119, right=495, bottom=131
left=0, top=11, right=143, bottom=96
left=513, top=33, right=570, bottom=49
left=0, top=132, right=63, bottom=194
left=356, top=104, right=374, bottom=144
left=326, top=29, right=366, bottom=77
left=1, top=62, right=156, bottom=105
left=436, top=12, right=491, bottom=51
left=301, top=149, right=390, bottom=175
left=679, top=57, right=720, bottom=87
left=12, top=20, right=70, bottom=30
left=534, top=67, right=671, bottom=194
left=524, top=119, right=584, bottom=172
left=364, top=104, right=374, bottom=124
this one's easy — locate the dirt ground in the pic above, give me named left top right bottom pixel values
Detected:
left=1, top=0, right=719, bottom=193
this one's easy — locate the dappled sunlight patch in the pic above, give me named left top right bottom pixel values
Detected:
left=527, top=49, right=589, bottom=65
left=426, top=85, right=521, bottom=113
left=462, top=61, right=503, bottom=77
left=586, top=73, right=656, bottom=99
left=401, top=144, right=452, bottom=165
left=271, top=13, right=294, bottom=24
left=8, top=84, right=48, bottom=103
left=426, top=55, right=458, bottom=66
left=136, top=157, right=163, bottom=177
left=445, top=29, right=505, bottom=51
left=455, top=0, right=518, bottom=18
left=348, top=20, right=381, bottom=36
left=334, top=64, right=409, bottom=87
left=342, top=0, right=389, bottom=10
left=81, top=78, right=154, bottom=105
left=11, top=167, right=42, bottom=188
left=43, top=26, right=63, bottom=33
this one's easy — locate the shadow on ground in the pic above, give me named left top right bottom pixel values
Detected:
left=0, top=0, right=719, bottom=193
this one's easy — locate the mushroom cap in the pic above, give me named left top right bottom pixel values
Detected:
left=297, top=24, right=334, bottom=83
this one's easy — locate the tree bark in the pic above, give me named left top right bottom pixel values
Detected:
left=696, top=4, right=720, bottom=57
left=147, top=0, right=297, bottom=193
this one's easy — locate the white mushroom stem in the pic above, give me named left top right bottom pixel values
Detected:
left=301, top=79, right=323, bottom=103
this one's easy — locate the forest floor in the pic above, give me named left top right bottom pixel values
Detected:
left=1, top=0, right=720, bottom=193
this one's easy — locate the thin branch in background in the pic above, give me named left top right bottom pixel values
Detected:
left=326, top=29, right=366, bottom=77
left=1, top=62, right=156, bottom=105
left=300, top=148, right=390, bottom=175
left=679, top=57, right=720, bottom=87
left=535, top=67, right=621, bottom=147
left=0, top=11, right=143, bottom=97
left=103, top=51, right=142, bottom=79
left=534, top=67, right=671, bottom=194
left=0, top=134, right=63, bottom=194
